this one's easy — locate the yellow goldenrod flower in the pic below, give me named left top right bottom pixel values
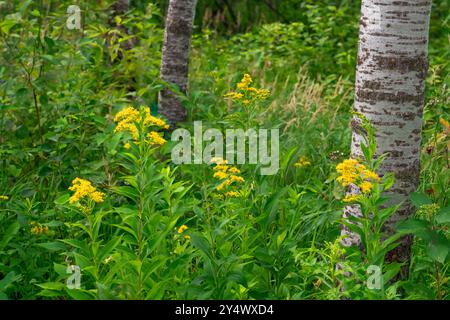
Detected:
left=114, top=106, right=169, bottom=142
left=210, top=157, right=228, bottom=165
left=294, top=156, right=311, bottom=168
left=229, top=175, right=245, bottom=183
left=0, top=195, right=8, bottom=201
left=124, top=142, right=131, bottom=150
left=360, top=168, right=380, bottom=182
left=114, top=106, right=140, bottom=123
left=336, top=159, right=379, bottom=189
left=216, top=181, right=227, bottom=191
left=224, top=92, right=244, bottom=101
left=115, top=121, right=139, bottom=140
left=68, top=178, right=105, bottom=204
left=30, top=223, right=49, bottom=235
left=147, top=131, right=167, bottom=146
left=225, top=191, right=240, bottom=197
left=178, top=225, right=188, bottom=234
left=359, top=181, right=373, bottom=194
left=228, top=167, right=241, bottom=174
left=142, top=108, right=170, bottom=130
left=255, top=89, right=271, bottom=100
left=343, top=194, right=361, bottom=203
left=237, top=74, right=253, bottom=90
left=213, top=171, right=228, bottom=180
left=213, top=164, right=229, bottom=172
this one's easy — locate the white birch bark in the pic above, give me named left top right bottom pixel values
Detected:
left=343, top=0, right=432, bottom=267
left=158, top=0, right=198, bottom=126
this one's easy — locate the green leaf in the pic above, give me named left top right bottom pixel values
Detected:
left=97, top=237, right=121, bottom=262
left=0, top=221, right=20, bottom=249
left=110, top=186, right=139, bottom=200
left=0, top=271, right=20, bottom=291
left=410, top=192, right=432, bottom=208
left=276, top=230, right=288, bottom=247
left=54, top=194, right=70, bottom=205
left=36, top=242, right=66, bottom=252
left=190, top=234, right=213, bottom=260
left=66, top=289, right=96, bottom=300
left=435, top=207, right=450, bottom=224
left=427, top=241, right=449, bottom=264
left=37, top=282, right=66, bottom=290
left=397, top=219, right=430, bottom=239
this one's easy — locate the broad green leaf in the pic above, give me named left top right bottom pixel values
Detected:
left=410, top=192, right=432, bottom=208
left=0, top=222, right=20, bottom=249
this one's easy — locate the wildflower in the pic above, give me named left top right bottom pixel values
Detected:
left=147, top=131, right=167, bottom=146
left=336, top=159, right=380, bottom=193
left=68, top=178, right=105, bottom=204
left=30, top=222, right=49, bottom=236
left=342, top=194, right=361, bottom=203
left=224, top=92, right=244, bottom=101
left=124, top=142, right=131, bottom=150
left=216, top=181, right=228, bottom=191
left=360, top=168, right=380, bottom=182
left=177, top=225, right=190, bottom=239
left=114, top=106, right=169, bottom=142
left=210, top=157, right=228, bottom=165
left=213, top=171, right=228, bottom=180
left=114, top=106, right=139, bottom=123
left=255, top=89, right=271, bottom=100
left=214, top=164, right=229, bottom=172
left=0, top=195, right=8, bottom=201
left=237, top=74, right=253, bottom=90
left=294, top=156, right=311, bottom=168
left=143, top=108, right=170, bottom=130
left=178, top=225, right=188, bottom=234
left=225, top=191, right=240, bottom=197
left=359, top=181, right=373, bottom=194
left=228, top=167, right=241, bottom=174
left=229, top=175, right=245, bottom=183
left=211, top=157, right=245, bottom=193
left=115, top=120, right=139, bottom=141
left=336, top=159, right=360, bottom=186
left=416, top=203, right=440, bottom=222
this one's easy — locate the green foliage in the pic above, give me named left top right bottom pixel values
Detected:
left=0, top=0, right=449, bottom=300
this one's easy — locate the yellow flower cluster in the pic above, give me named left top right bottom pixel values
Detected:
left=147, top=131, right=167, bottom=146
left=336, top=159, right=380, bottom=194
left=210, top=157, right=244, bottom=197
left=0, top=195, right=8, bottom=201
left=342, top=194, right=361, bottom=203
left=30, top=222, right=49, bottom=235
left=294, top=156, right=311, bottom=168
left=177, top=224, right=190, bottom=239
left=114, top=106, right=169, bottom=143
left=68, top=178, right=105, bottom=204
left=224, top=74, right=271, bottom=103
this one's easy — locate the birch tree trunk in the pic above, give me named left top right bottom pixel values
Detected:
left=343, top=0, right=432, bottom=272
left=158, top=0, right=197, bottom=126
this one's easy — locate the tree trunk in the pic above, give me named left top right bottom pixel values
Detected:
left=158, top=0, right=197, bottom=126
left=344, top=0, right=432, bottom=275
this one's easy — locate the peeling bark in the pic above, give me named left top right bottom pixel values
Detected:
left=158, top=0, right=198, bottom=126
left=343, top=0, right=432, bottom=276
